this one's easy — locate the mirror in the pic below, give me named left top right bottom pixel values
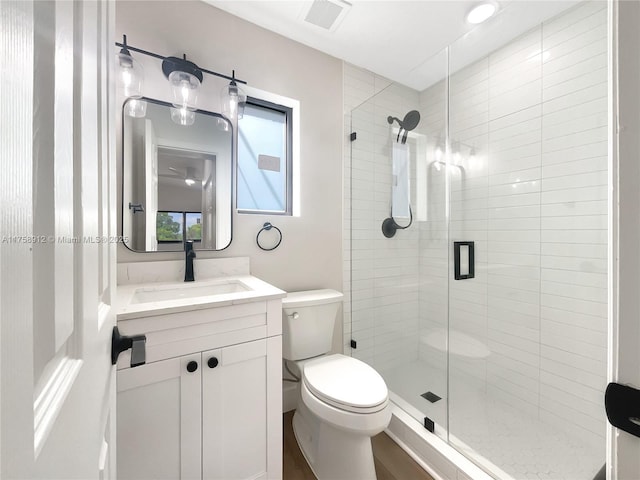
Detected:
left=122, top=98, right=233, bottom=252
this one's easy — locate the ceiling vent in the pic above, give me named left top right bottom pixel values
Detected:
left=302, top=0, right=352, bottom=32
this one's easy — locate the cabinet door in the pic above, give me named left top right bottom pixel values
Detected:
left=202, top=339, right=269, bottom=480
left=117, top=353, right=202, bottom=480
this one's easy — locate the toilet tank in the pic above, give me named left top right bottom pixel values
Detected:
left=282, top=289, right=344, bottom=361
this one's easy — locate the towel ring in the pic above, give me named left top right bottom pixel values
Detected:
left=256, top=222, right=282, bottom=251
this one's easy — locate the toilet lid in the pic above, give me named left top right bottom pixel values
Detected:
left=302, top=355, right=388, bottom=413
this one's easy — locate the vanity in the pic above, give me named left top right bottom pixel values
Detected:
left=116, top=83, right=285, bottom=478
left=115, top=258, right=285, bottom=480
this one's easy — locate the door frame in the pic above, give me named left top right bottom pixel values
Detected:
left=608, top=0, right=640, bottom=477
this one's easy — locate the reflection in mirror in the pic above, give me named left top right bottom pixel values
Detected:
left=122, top=98, right=233, bottom=252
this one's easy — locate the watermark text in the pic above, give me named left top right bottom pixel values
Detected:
left=1, top=235, right=128, bottom=244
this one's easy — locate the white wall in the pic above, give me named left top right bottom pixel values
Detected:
left=116, top=2, right=344, bottom=350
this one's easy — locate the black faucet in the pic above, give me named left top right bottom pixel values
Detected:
left=184, top=240, right=196, bottom=282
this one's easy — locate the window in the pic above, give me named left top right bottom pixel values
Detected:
left=156, top=211, right=202, bottom=243
left=237, top=97, right=293, bottom=214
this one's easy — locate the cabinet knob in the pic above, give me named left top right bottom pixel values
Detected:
left=208, top=357, right=219, bottom=369
left=186, top=360, right=198, bottom=373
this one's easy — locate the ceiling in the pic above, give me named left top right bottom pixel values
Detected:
left=205, top=0, right=582, bottom=91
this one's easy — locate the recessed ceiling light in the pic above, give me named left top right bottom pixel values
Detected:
left=466, top=2, right=498, bottom=24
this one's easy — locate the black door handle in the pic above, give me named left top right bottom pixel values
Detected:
left=208, top=357, right=219, bottom=368
left=605, top=382, right=640, bottom=438
left=111, top=326, right=146, bottom=367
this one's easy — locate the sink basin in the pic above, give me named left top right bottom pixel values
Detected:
left=131, top=280, right=251, bottom=304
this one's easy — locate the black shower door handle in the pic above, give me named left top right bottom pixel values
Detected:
left=454, top=241, right=475, bottom=280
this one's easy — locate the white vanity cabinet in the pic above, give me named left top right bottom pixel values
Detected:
left=115, top=289, right=284, bottom=480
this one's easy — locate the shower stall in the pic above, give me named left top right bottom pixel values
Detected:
left=346, top=1, right=608, bottom=478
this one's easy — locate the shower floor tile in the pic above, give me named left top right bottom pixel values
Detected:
left=380, top=360, right=604, bottom=480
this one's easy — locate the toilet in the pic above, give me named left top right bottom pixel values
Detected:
left=283, top=289, right=391, bottom=480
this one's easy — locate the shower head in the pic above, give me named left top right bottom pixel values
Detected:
left=387, top=110, right=420, bottom=144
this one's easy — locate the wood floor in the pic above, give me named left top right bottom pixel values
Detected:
left=283, top=411, right=434, bottom=480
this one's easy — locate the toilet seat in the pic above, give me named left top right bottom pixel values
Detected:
left=302, top=354, right=388, bottom=414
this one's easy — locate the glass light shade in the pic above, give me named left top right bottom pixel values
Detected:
left=117, top=51, right=143, bottom=99
left=170, top=107, right=195, bottom=126
left=169, top=70, right=200, bottom=111
left=220, top=82, right=247, bottom=120
left=124, top=99, right=147, bottom=118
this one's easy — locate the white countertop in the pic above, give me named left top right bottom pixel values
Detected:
left=116, top=275, right=286, bottom=321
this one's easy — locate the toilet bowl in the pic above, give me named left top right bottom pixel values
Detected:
left=283, top=290, right=392, bottom=479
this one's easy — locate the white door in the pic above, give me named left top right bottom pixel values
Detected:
left=1, top=1, right=117, bottom=478
left=609, top=0, right=640, bottom=478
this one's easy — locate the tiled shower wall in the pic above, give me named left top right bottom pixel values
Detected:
left=420, top=0, right=608, bottom=445
left=343, top=0, right=607, bottom=447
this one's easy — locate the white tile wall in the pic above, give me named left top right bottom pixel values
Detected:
left=343, top=0, right=608, bottom=469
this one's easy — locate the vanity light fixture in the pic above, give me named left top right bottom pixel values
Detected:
left=117, top=35, right=144, bottom=99
left=220, top=70, right=247, bottom=121
left=466, top=1, right=498, bottom=24
left=115, top=35, right=248, bottom=120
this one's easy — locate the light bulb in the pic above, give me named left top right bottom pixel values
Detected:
left=169, top=71, right=200, bottom=111
left=122, top=69, right=132, bottom=87
left=181, top=84, right=190, bottom=104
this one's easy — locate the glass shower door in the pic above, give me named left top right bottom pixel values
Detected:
left=348, top=51, right=450, bottom=438
left=446, top=2, right=608, bottom=478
